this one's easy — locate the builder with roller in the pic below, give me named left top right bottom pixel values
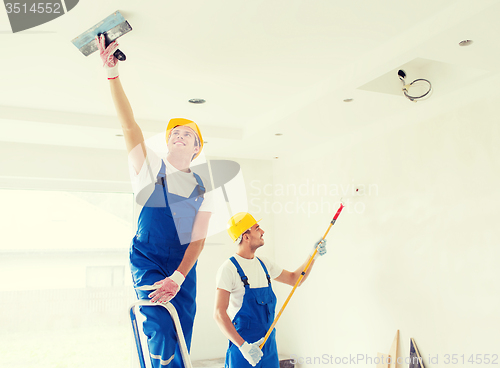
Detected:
left=214, top=213, right=327, bottom=367
left=96, top=35, right=212, bottom=367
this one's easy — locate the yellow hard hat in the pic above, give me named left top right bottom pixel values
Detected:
left=166, top=118, right=204, bottom=159
left=227, top=212, right=261, bottom=242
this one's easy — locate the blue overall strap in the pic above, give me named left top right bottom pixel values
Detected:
left=155, top=161, right=167, bottom=185
left=160, top=180, right=169, bottom=207
left=158, top=161, right=169, bottom=207
left=256, top=257, right=271, bottom=286
left=192, top=171, right=206, bottom=197
left=229, top=257, right=250, bottom=289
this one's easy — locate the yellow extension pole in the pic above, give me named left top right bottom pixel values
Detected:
left=259, top=202, right=344, bottom=350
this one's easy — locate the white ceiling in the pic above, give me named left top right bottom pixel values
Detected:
left=1, top=0, right=500, bottom=160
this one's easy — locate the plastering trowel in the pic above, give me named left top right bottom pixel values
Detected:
left=71, top=11, right=132, bottom=60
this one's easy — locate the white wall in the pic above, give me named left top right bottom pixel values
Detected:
left=0, top=142, right=131, bottom=192
left=270, top=96, right=500, bottom=367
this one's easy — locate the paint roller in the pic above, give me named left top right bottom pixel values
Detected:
left=71, top=11, right=132, bottom=61
left=259, top=202, right=345, bottom=349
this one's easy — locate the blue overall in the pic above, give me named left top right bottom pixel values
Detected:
left=130, top=161, right=205, bottom=368
left=225, top=257, right=279, bottom=368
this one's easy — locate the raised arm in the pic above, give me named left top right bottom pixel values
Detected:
left=274, top=257, right=316, bottom=287
left=274, top=239, right=327, bottom=286
left=109, top=79, right=145, bottom=155
left=96, top=35, right=146, bottom=173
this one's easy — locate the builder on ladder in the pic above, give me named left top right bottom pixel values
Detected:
left=214, top=213, right=326, bottom=367
left=96, top=36, right=212, bottom=367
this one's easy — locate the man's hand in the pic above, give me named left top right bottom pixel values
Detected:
left=149, top=271, right=185, bottom=303
left=239, top=338, right=264, bottom=367
left=312, top=239, right=327, bottom=259
left=95, top=34, right=119, bottom=79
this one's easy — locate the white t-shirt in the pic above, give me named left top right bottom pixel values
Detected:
left=216, top=254, right=283, bottom=321
left=129, top=146, right=213, bottom=212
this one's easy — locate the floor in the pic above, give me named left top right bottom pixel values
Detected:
left=191, top=356, right=295, bottom=367
left=192, top=357, right=225, bottom=367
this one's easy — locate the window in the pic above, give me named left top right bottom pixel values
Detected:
left=0, top=189, right=136, bottom=368
left=87, top=265, right=126, bottom=288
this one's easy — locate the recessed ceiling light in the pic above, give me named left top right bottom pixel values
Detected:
left=274, top=157, right=279, bottom=159
left=459, top=40, right=473, bottom=46
left=189, top=98, right=206, bottom=104
left=343, top=98, right=354, bottom=102
left=275, top=133, right=283, bottom=136
left=116, top=134, right=123, bottom=137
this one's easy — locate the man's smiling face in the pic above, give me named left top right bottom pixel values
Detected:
left=167, top=125, right=200, bottom=158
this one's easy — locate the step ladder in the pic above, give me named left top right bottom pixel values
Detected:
left=129, top=300, right=193, bottom=368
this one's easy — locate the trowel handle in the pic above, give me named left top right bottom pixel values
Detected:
left=114, top=49, right=126, bottom=61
